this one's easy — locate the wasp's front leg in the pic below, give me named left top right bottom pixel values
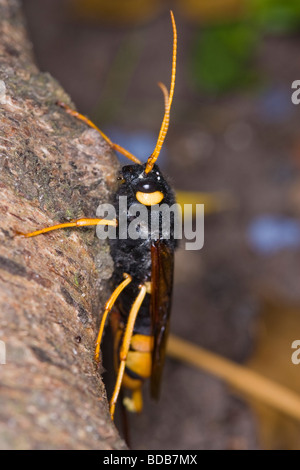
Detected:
left=14, top=218, right=117, bottom=238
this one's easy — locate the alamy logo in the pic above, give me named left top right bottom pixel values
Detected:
left=291, top=340, right=300, bottom=365
left=0, top=340, right=6, bottom=364
left=95, top=197, right=204, bottom=251
left=291, top=81, right=300, bottom=105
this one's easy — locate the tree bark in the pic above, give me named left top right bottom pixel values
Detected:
left=0, top=0, right=125, bottom=450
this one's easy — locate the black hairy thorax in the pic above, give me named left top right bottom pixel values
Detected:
left=109, top=163, right=177, bottom=332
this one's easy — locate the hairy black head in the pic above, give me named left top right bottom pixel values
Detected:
left=116, top=163, right=175, bottom=207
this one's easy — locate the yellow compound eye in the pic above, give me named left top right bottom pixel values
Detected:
left=136, top=191, right=164, bottom=206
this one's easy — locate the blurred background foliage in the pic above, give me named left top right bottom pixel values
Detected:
left=72, top=0, right=300, bottom=95
left=22, top=0, right=300, bottom=450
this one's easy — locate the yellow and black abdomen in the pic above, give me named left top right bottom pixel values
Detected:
left=111, top=308, right=154, bottom=413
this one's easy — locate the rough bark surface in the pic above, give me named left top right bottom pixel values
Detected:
left=0, top=0, right=125, bottom=450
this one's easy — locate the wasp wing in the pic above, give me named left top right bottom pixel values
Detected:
left=150, top=240, right=174, bottom=400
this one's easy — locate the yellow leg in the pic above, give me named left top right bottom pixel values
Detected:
left=109, top=284, right=147, bottom=420
left=57, top=101, right=141, bottom=165
left=176, top=191, right=235, bottom=215
left=94, top=273, right=132, bottom=362
left=15, top=218, right=117, bottom=238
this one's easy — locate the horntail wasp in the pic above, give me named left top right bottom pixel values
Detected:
left=17, top=11, right=177, bottom=420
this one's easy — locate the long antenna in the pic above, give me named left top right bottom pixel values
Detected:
left=145, top=10, right=177, bottom=174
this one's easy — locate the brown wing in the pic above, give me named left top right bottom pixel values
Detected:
left=150, top=240, right=174, bottom=400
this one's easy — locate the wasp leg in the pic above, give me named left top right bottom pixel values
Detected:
left=176, top=190, right=235, bottom=215
left=15, top=218, right=117, bottom=238
left=109, top=284, right=147, bottom=420
left=57, top=101, right=141, bottom=165
left=94, top=273, right=132, bottom=362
